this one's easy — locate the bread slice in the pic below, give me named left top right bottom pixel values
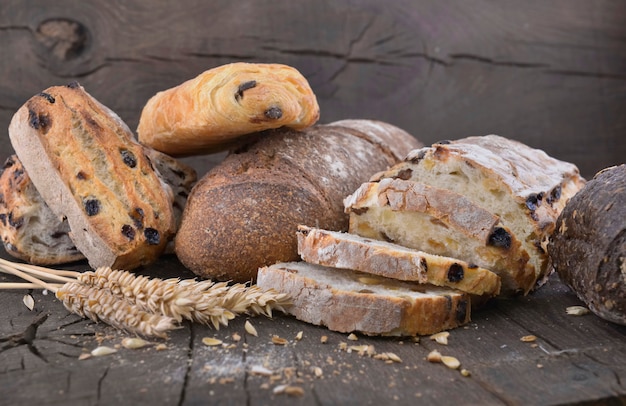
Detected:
left=0, top=156, right=83, bottom=265
left=0, top=151, right=196, bottom=265
left=344, top=178, right=535, bottom=295
left=8, top=83, right=179, bottom=270
left=257, top=261, right=471, bottom=336
left=371, top=135, right=585, bottom=288
left=296, top=225, right=500, bottom=296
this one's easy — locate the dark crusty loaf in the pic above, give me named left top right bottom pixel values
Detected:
left=548, top=165, right=625, bottom=325
left=257, top=261, right=471, bottom=336
left=344, top=178, right=535, bottom=295
left=368, top=135, right=585, bottom=291
left=0, top=151, right=196, bottom=265
left=0, top=155, right=83, bottom=265
left=175, top=119, right=421, bottom=282
left=8, top=83, right=181, bottom=270
left=297, top=225, right=501, bottom=297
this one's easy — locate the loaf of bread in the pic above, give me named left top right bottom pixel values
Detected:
left=548, top=165, right=625, bottom=325
left=365, top=135, right=585, bottom=292
left=297, top=225, right=501, bottom=296
left=8, top=83, right=183, bottom=270
left=0, top=150, right=196, bottom=265
left=0, top=155, right=83, bottom=265
left=175, top=119, right=422, bottom=282
left=137, top=62, right=320, bottom=156
left=345, top=178, right=534, bottom=295
left=257, top=261, right=471, bottom=336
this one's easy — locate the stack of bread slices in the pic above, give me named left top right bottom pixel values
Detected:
left=257, top=135, right=586, bottom=336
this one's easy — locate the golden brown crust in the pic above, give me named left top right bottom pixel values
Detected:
left=137, top=62, right=320, bottom=156
left=296, top=225, right=501, bottom=296
left=257, top=261, right=471, bottom=336
left=8, top=83, right=176, bottom=270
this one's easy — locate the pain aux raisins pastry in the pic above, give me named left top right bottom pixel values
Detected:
left=136, top=62, right=320, bottom=156
left=7, top=82, right=195, bottom=270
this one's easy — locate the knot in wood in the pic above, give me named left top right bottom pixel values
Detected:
left=36, top=18, right=88, bottom=60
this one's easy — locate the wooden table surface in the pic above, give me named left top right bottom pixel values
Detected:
left=1, top=1, right=626, bottom=405
left=1, top=250, right=625, bottom=406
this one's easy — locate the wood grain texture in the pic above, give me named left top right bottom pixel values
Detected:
left=1, top=248, right=625, bottom=405
left=0, top=0, right=625, bottom=178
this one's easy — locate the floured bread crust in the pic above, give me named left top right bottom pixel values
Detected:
left=296, top=225, right=501, bottom=296
left=8, top=83, right=177, bottom=270
left=372, top=135, right=585, bottom=289
left=137, top=62, right=320, bottom=156
left=257, top=261, right=471, bottom=336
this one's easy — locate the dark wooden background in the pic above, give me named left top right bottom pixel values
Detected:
left=1, top=1, right=626, bottom=405
left=1, top=0, right=625, bottom=178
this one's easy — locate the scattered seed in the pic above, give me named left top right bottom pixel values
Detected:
left=271, top=335, right=288, bottom=345
left=245, top=320, right=258, bottom=337
left=273, top=384, right=304, bottom=396
left=566, top=306, right=590, bottom=316
left=385, top=352, right=402, bottom=363
left=320, top=335, right=328, bottom=344
left=430, top=331, right=450, bottom=345
left=78, top=353, right=92, bottom=360
left=22, top=294, right=35, bottom=311
left=460, top=368, right=471, bottom=377
left=313, top=366, right=323, bottom=377
left=121, top=337, right=150, bottom=349
left=295, top=331, right=303, bottom=341
left=232, top=332, right=241, bottom=342
left=441, top=356, right=461, bottom=369
left=427, top=350, right=442, bottom=363
left=250, top=365, right=274, bottom=376
left=347, top=333, right=358, bottom=341
left=155, top=343, right=168, bottom=351
left=91, top=346, right=117, bottom=357
left=520, top=335, right=537, bottom=343
left=202, top=337, right=223, bottom=346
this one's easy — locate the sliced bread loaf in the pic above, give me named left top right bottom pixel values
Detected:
left=296, top=225, right=500, bottom=296
left=8, top=83, right=180, bottom=270
left=344, top=178, right=535, bottom=295
left=371, top=135, right=585, bottom=288
left=257, top=261, right=471, bottom=336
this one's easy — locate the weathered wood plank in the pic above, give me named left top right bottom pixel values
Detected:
left=1, top=0, right=625, bottom=177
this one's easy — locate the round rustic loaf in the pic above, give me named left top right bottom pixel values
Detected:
left=548, top=164, right=625, bottom=325
left=174, top=120, right=421, bottom=282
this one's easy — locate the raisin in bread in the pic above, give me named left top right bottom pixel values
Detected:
left=0, top=151, right=196, bottom=265
left=0, top=156, right=83, bottom=265
left=344, top=178, right=535, bottom=295
left=297, top=225, right=500, bottom=297
left=7, top=83, right=183, bottom=270
left=369, top=135, right=585, bottom=290
left=257, top=261, right=471, bottom=336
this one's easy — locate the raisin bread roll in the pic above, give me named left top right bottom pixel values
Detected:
left=175, top=120, right=421, bottom=282
left=0, top=151, right=196, bottom=265
left=0, top=156, right=83, bottom=265
left=8, top=83, right=180, bottom=270
left=257, top=261, right=471, bottom=336
left=370, top=135, right=585, bottom=290
left=137, top=62, right=320, bottom=156
left=297, top=225, right=501, bottom=297
left=549, top=165, right=625, bottom=325
left=345, top=178, right=535, bottom=295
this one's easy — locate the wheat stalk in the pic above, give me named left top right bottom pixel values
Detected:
left=56, top=282, right=178, bottom=338
left=0, top=258, right=291, bottom=337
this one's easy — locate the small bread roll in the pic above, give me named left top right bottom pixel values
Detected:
left=137, top=62, right=320, bottom=156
